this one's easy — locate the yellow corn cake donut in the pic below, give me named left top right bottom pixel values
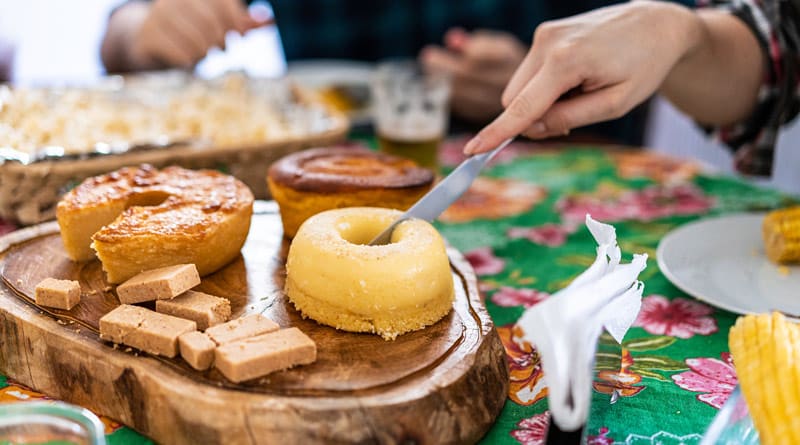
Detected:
left=267, top=147, right=434, bottom=238
left=285, top=207, right=454, bottom=340
left=56, top=165, right=254, bottom=284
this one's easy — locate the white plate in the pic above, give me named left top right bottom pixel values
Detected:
left=657, top=213, right=800, bottom=316
left=287, top=60, right=374, bottom=125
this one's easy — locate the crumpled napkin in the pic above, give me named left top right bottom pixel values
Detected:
left=514, top=214, right=647, bottom=431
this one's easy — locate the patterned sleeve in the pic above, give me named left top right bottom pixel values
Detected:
left=699, top=0, right=800, bottom=176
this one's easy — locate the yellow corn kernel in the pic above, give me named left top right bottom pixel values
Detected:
left=729, top=312, right=800, bottom=445
left=763, top=206, right=800, bottom=264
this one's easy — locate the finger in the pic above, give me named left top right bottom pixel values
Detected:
left=213, top=0, right=250, bottom=33
left=240, top=14, right=272, bottom=33
left=421, top=46, right=507, bottom=86
left=209, top=0, right=244, bottom=32
left=500, top=49, right=543, bottom=107
left=144, top=28, right=197, bottom=68
left=421, top=46, right=464, bottom=75
left=162, top=11, right=214, bottom=61
left=523, top=84, right=629, bottom=138
left=464, top=64, right=579, bottom=154
left=147, top=10, right=207, bottom=67
left=462, top=31, right=517, bottom=66
left=444, top=27, right=469, bottom=51
left=183, top=1, right=227, bottom=49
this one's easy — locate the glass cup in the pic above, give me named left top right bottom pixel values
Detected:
left=371, top=60, right=451, bottom=171
left=0, top=402, right=107, bottom=445
left=699, top=386, right=760, bottom=445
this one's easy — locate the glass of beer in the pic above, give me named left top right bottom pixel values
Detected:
left=371, top=60, right=451, bottom=170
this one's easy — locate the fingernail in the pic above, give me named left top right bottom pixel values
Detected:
left=464, top=135, right=483, bottom=154
left=531, top=121, right=546, bottom=133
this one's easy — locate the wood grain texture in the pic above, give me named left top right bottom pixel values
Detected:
left=0, top=208, right=508, bottom=444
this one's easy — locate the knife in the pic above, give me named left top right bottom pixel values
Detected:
left=369, top=137, right=514, bottom=245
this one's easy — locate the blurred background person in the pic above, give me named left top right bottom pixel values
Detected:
left=99, top=0, right=674, bottom=144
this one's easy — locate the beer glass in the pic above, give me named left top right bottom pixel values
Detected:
left=371, top=60, right=451, bottom=170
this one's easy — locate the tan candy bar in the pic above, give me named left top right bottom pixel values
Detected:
left=116, top=264, right=200, bottom=304
left=156, top=290, right=231, bottom=331
left=205, top=314, right=279, bottom=345
left=215, top=327, right=317, bottom=383
left=99, top=304, right=196, bottom=357
left=179, top=331, right=216, bottom=371
left=35, top=278, right=80, bottom=310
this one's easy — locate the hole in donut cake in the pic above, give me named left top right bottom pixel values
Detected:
left=336, top=217, right=398, bottom=246
left=126, top=190, right=171, bottom=209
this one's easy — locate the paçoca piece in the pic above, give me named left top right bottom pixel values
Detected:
left=99, top=304, right=196, bottom=357
left=205, top=313, right=279, bottom=345
left=35, top=278, right=81, bottom=310
left=215, top=327, right=317, bottom=383
left=116, top=264, right=200, bottom=304
left=179, top=331, right=216, bottom=371
left=156, top=290, right=231, bottom=330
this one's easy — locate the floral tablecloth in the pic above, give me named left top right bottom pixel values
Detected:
left=1, top=138, right=797, bottom=444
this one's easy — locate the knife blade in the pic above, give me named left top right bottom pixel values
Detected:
left=369, top=137, right=513, bottom=245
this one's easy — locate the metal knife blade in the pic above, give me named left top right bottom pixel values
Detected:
left=369, top=137, right=513, bottom=245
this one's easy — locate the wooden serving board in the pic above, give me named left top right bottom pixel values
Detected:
left=0, top=204, right=508, bottom=445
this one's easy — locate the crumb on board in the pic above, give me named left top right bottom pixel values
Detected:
left=778, top=266, right=791, bottom=276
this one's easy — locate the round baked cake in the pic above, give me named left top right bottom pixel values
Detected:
left=56, top=164, right=254, bottom=283
left=267, top=147, right=434, bottom=238
left=285, top=207, right=454, bottom=340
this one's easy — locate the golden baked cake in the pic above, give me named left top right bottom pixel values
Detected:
left=267, top=147, right=434, bottom=238
left=56, top=165, right=254, bottom=283
left=285, top=207, right=454, bottom=340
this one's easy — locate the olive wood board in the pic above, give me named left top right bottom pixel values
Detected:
left=0, top=204, right=508, bottom=445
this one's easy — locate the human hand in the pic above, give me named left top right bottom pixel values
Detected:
left=464, top=1, right=702, bottom=154
left=130, top=0, right=269, bottom=69
left=420, top=28, right=527, bottom=123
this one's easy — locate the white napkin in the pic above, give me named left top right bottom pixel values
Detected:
left=514, top=215, right=647, bottom=431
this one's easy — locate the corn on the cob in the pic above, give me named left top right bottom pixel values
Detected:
left=728, top=312, right=800, bottom=445
left=763, top=206, right=800, bottom=264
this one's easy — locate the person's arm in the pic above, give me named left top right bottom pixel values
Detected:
left=660, top=8, right=762, bottom=127
left=101, top=0, right=265, bottom=73
left=465, top=1, right=763, bottom=154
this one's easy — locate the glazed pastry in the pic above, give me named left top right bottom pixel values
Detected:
left=267, top=147, right=433, bottom=238
left=56, top=165, right=253, bottom=283
left=285, top=207, right=454, bottom=340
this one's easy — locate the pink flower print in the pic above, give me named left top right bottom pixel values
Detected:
left=439, top=136, right=542, bottom=168
left=510, top=412, right=614, bottom=445
left=633, top=295, right=718, bottom=339
left=586, top=427, right=614, bottom=445
left=672, top=353, right=737, bottom=409
left=510, top=412, right=549, bottom=445
left=507, top=224, right=574, bottom=247
left=557, top=184, right=713, bottom=223
left=465, top=247, right=505, bottom=276
left=491, top=286, right=550, bottom=308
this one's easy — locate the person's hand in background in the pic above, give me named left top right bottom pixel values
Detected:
left=464, top=1, right=762, bottom=155
left=102, top=0, right=270, bottom=72
left=420, top=28, right=526, bottom=124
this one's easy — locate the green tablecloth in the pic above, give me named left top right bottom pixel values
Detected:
left=1, top=138, right=796, bottom=444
